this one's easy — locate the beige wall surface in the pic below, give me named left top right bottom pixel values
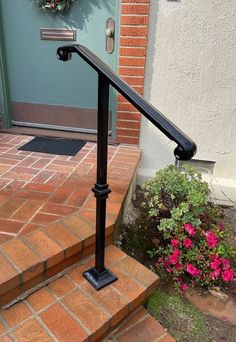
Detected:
left=139, top=0, right=236, bottom=190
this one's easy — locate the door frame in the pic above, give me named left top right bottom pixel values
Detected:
left=0, top=2, right=12, bottom=129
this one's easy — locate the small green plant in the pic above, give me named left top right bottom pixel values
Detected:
left=142, top=165, right=235, bottom=291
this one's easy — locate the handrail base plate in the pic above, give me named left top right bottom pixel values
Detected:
left=83, top=267, right=118, bottom=291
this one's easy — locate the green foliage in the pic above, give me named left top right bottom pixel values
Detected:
left=142, top=164, right=210, bottom=228
left=142, top=164, right=235, bottom=290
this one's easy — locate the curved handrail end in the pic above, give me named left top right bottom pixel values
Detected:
left=174, top=141, right=197, bottom=161
left=57, top=46, right=76, bottom=62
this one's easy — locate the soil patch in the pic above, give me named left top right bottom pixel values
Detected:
left=148, top=289, right=236, bottom=342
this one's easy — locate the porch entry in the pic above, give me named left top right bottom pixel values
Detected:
left=0, top=0, right=119, bottom=133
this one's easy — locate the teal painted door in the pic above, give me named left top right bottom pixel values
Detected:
left=1, top=0, right=119, bottom=132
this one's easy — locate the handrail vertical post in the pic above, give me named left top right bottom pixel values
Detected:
left=83, top=73, right=118, bottom=290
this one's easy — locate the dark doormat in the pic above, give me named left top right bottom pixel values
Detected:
left=18, top=137, right=86, bottom=156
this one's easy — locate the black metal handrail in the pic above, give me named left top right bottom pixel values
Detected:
left=57, top=44, right=197, bottom=290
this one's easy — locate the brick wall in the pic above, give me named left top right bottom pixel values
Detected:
left=116, top=0, right=150, bottom=145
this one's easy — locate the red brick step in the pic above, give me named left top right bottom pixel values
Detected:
left=0, top=212, right=114, bottom=308
left=0, top=246, right=160, bottom=341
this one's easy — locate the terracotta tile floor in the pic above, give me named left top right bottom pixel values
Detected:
left=0, top=133, right=140, bottom=245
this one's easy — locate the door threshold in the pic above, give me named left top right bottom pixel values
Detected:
left=0, top=126, right=118, bottom=145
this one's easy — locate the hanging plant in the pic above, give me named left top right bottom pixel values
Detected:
left=34, top=0, right=75, bottom=13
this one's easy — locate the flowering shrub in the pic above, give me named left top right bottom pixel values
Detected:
left=33, top=0, right=75, bottom=13
left=142, top=165, right=235, bottom=292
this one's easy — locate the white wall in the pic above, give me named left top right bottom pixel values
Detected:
left=138, top=0, right=236, bottom=200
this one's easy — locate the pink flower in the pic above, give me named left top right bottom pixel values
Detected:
left=210, top=256, right=220, bottom=270
left=211, top=269, right=220, bottom=279
left=169, top=249, right=180, bottom=265
left=186, top=264, right=202, bottom=277
left=177, top=276, right=183, bottom=283
left=175, top=262, right=182, bottom=271
left=171, top=239, right=179, bottom=248
left=163, top=259, right=170, bottom=267
left=206, top=231, right=218, bottom=248
left=180, top=284, right=189, bottom=292
left=157, top=256, right=164, bottom=264
left=220, top=258, right=231, bottom=270
left=222, top=269, right=234, bottom=282
left=184, top=224, right=196, bottom=236
left=183, top=238, right=193, bottom=249
left=163, top=259, right=172, bottom=273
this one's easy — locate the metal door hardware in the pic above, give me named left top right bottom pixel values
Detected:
left=105, top=18, right=115, bottom=54
left=40, top=28, right=76, bottom=41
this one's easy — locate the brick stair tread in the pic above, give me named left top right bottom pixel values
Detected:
left=0, top=209, right=115, bottom=308
left=0, top=246, right=159, bottom=341
left=104, top=306, right=175, bottom=342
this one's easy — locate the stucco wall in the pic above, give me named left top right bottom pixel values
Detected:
left=139, top=0, right=236, bottom=191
